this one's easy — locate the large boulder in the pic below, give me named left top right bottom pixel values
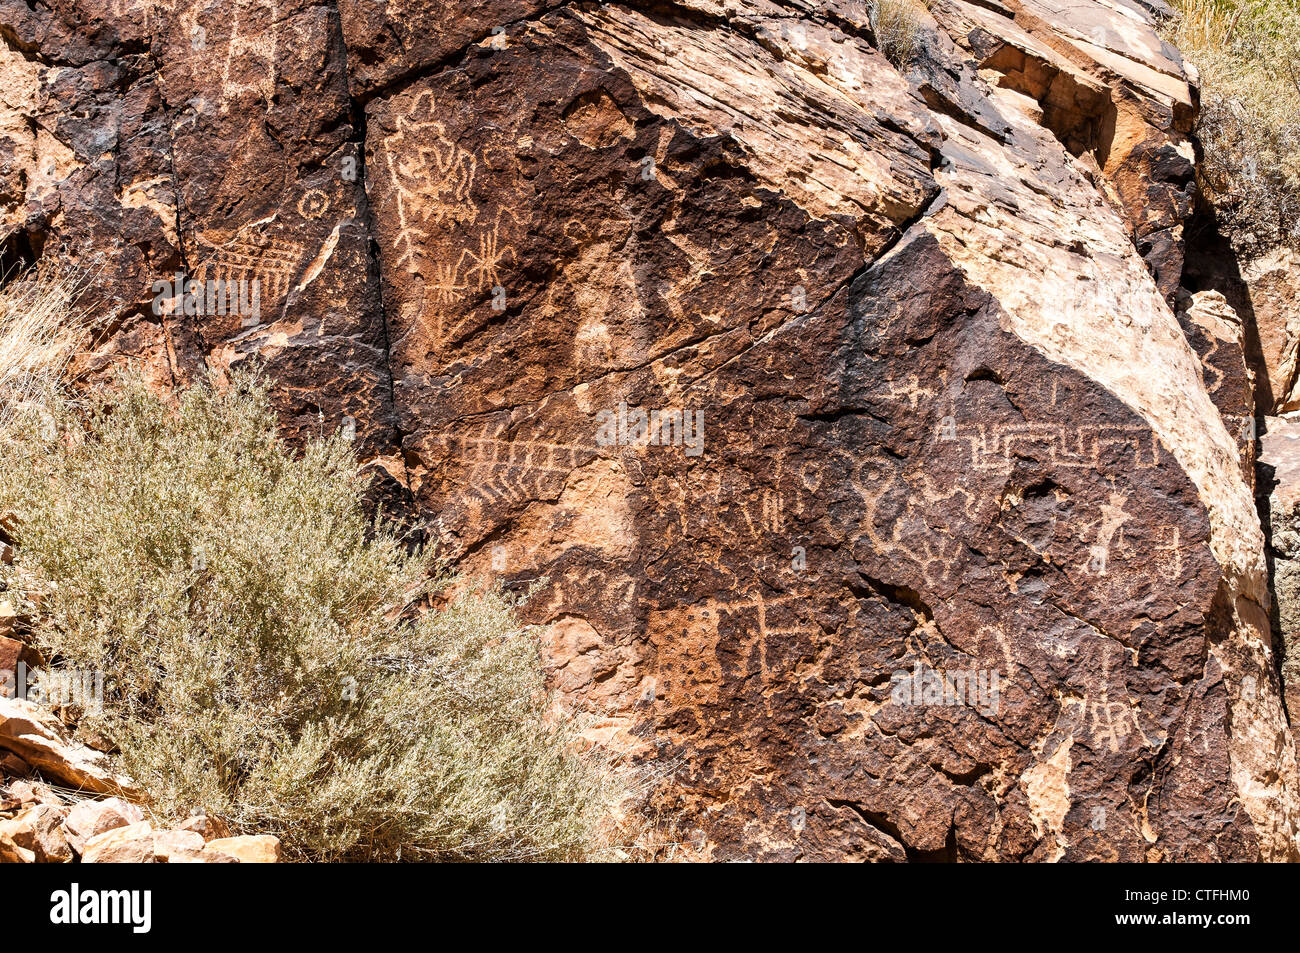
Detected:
left=0, top=0, right=1296, bottom=860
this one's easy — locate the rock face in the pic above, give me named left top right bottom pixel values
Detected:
left=2, top=0, right=1298, bottom=860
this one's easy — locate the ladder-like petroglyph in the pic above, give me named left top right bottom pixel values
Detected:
left=191, top=232, right=304, bottom=310
left=437, top=423, right=590, bottom=509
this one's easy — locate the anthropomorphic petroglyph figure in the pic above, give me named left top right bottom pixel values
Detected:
left=383, top=90, right=479, bottom=274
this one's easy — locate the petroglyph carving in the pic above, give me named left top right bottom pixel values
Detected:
left=1082, top=493, right=1130, bottom=575
left=219, top=0, right=279, bottom=113
left=108, top=0, right=172, bottom=19
left=949, top=423, right=1161, bottom=472
left=850, top=457, right=967, bottom=590
left=1067, top=649, right=1155, bottom=754
left=428, top=250, right=472, bottom=305
left=383, top=91, right=478, bottom=273
left=297, top=189, right=330, bottom=220
left=192, top=229, right=303, bottom=308
left=880, top=374, right=940, bottom=410
left=438, top=422, right=588, bottom=508
left=464, top=215, right=516, bottom=292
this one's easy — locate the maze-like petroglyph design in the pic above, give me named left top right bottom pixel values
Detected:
left=948, top=423, right=1162, bottom=472
left=383, top=91, right=478, bottom=274
left=653, top=589, right=817, bottom=716
left=717, top=588, right=814, bottom=694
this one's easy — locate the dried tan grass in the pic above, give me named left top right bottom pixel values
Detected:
left=1168, top=0, right=1300, bottom=255
left=0, top=265, right=88, bottom=427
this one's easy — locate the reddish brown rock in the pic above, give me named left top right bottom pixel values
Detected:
left=0, top=752, right=29, bottom=777
left=0, top=633, right=41, bottom=682
left=176, top=811, right=231, bottom=842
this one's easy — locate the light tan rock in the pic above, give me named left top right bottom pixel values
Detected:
left=0, top=830, right=33, bottom=863
left=0, top=600, right=19, bottom=638
left=203, top=834, right=281, bottom=863
left=176, top=811, right=231, bottom=842
left=82, top=821, right=155, bottom=863
left=2, top=778, right=56, bottom=805
left=63, top=797, right=146, bottom=855
left=152, top=828, right=206, bottom=863
left=0, top=696, right=136, bottom=797
left=0, top=804, right=71, bottom=862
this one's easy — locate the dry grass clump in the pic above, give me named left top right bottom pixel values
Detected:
left=0, top=265, right=86, bottom=428
left=1168, top=0, right=1300, bottom=256
left=870, top=0, right=926, bottom=68
left=0, top=271, right=633, bottom=860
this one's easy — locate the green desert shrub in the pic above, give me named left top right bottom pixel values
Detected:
left=1168, top=0, right=1300, bottom=255
left=0, top=368, right=628, bottom=861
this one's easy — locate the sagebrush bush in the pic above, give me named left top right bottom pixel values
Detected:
left=0, top=369, right=629, bottom=861
left=1169, top=0, right=1300, bottom=255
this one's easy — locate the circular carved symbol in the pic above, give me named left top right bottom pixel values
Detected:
left=298, top=189, right=330, bottom=219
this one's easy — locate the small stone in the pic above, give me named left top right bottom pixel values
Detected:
left=64, top=797, right=146, bottom=855
left=0, top=601, right=20, bottom=639
left=203, top=834, right=281, bottom=863
left=2, top=778, right=55, bottom=805
left=0, top=634, right=42, bottom=681
left=153, top=828, right=206, bottom=863
left=82, top=821, right=155, bottom=863
left=0, top=829, right=34, bottom=863
left=177, top=811, right=231, bottom=842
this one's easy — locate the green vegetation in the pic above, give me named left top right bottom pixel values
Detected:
left=0, top=276, right=631, bottom=861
